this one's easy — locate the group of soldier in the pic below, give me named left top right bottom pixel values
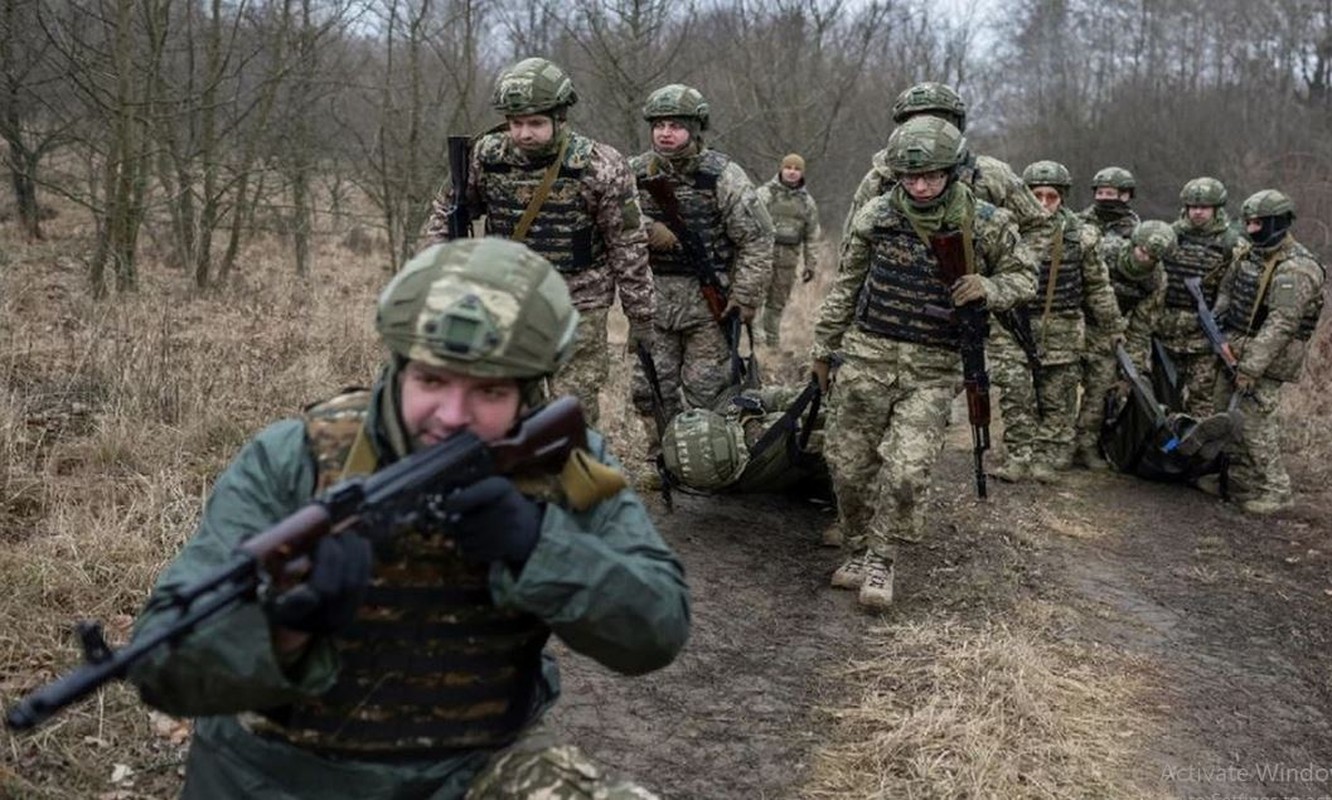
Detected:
left=84, top=55, right=1324, bottom=797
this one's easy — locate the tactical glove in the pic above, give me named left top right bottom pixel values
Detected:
left=443, top=476, right=542, bottom=570
left=722, top=299, right=756, bottom=323
left=811, top=358, right=831, bottom=393
left=647, top=221, right=678, bottom=251
left=950, top=274, right=990, bottom=306
left=267, top=533, right=374, bottom=635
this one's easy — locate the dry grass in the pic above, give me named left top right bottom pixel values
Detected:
left=804, top=600, right=1162, bottom=800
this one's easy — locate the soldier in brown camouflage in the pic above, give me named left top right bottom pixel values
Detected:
left=756, top=153, right=823, bottom=348
left=1073, top=220, right=1175, bottom=467
left=424, top=57, right=654, bottom=427
left=841, top=82, right=1053, bottom=246
left=991, top=161, right=1125, bottom=483
left=1207, top=190, right=1326, bottom=515
left=629, top=84, right=773, bottom=426
left=811, top=116, right=1037, bottom=611
left=1157, top=177, right=1249, bottom=418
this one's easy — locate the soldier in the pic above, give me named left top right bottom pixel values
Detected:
left=128, top=240, right=689, bottom=799
left=659, top=382, right=829, bottom=496
left=842, top=82, right=1051, bottom=242
left=756, top=153, right=823, bottom=348
left=1073, top=220, right=1176, bottom=467
left=1208, top=190, right=1326, bottom=514
left=991, top=161, right=1125, bottom=483
left=1156, top=177, right=1249, bottom=418
left=1079, top=167, right=1140, bottom=239
left=810, top=116, right=1036, bottom=610
left=424, top=57, right=654, bottom=427
left=629, top=84, right=773, bottom=425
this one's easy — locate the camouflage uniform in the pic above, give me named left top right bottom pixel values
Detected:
left=992, top=203, right=1123, bottom=476
left=813, top=120, right=1036, bottom=606
left=1078, top=166, right=1140, bottom=239
left=128, top=241, right=687, bottom=800
left=1156, top=179, right=1249, bottom=418
left=1074, top=225, right=1171, bottom=459
left=424, top=60, right=653, bottom=426
left=756, top=165, right=822, bottom=347
left=1211, top=191, right=1326, bottom=512
left=630, top=85, right=772, bottom=420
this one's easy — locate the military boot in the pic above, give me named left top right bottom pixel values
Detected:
left=1192, top=473, right=1224, bottom=497
left=820, top=523, right=845, bottom=548
left=1073, top=442, right=1110, bottom=471
left=991, top=459, right=1031, bottom=483
left=1175, top=411, right=1239, bottom=460
left=1028, top=462, right=1060, bottom=484
left=857, top=556, right=895, bottom=610
left=830, top=551, right=871, bottom=590
left=1240, top=495, right=1292, bottom=515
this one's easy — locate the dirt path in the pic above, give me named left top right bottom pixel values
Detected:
left=550, top=423, right=1332, bottom=799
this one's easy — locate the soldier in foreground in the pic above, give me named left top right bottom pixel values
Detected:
left=1073, top=220, right=1176, bottom=467
left=425, top=57, right=654, bottom=426
left=1208, top=190, right=1326, bottom=514
left=1079, top=167, right=1140, bottom=239
left=843, top=82, right=1050, bottom=242
left=128, top=240, right=689, bottom=799
left=991, top=161, right=1124, bottom=483
left=810, top=116, right=1036, bottom=610
left=1157, top=177, right=1249, bottom=417
left=630, top=83, right=772, bottom=425
left=757, top=153, right=823, bottom=349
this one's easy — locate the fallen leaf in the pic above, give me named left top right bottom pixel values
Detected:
left=109, top=763, right=133, bottom=784
left=148, top=710, right=192, bottom=745
left=83, top=735, right=111, bottom=748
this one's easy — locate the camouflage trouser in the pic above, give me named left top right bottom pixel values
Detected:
left=467, top=726, right=657, bottom=800
left=993, top=346, right=1082, bottom=467
left=1165, top=347, right=1220, bottom=419
left=824, top=350, right=954, bottom=562
left=631, top=277, right=731, bottom=420
left=1075, top=330, right=1118, bottom=452
left=551, top=308, right=609, bottom=427
left=758, top=255, right=799, bottom=347
left=1211, top=373, right=1290, bottom=504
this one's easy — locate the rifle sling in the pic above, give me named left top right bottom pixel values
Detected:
left=341, top=424, right=379, bottom=480
left=747, top=381, right=821, bottom=464
left=1245, top=247, right=1285, bottom=334
left=1039, top=217, right=1065, bottom=350
left=511, top=135, right=570, bottom=244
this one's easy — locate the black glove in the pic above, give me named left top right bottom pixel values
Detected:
left=267, top=533, right=373, bottom=635
left=443, top=476, right=542, bottom=569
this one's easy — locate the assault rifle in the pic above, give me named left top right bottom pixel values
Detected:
left=5, top=397, right=587, bottom=732
left=995, top=308, right=1046, bottom=419
left=444, top=135, right=473, bottom=239
left=634, top=341, right=676, bottom=511
left=1114, top=342, right=1179, bottom=461
left=927, top=229, right=991, bottom=499
left=640, top=176, right=732, bottom=338
left=1183, top=276, right=1240, bottom=383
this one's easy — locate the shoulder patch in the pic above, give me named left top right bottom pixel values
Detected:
left=1271, top=274, right=1298, bottom=309
left=304, top=389, right=373, bottom=491
left=564, top=132, right=595, bottom=170
left=473, top=132, right=510, bottom=165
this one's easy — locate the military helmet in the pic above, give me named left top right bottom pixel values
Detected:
left=376, top=239, right=578, bottom=379
left=1022, top=160, right=1072, bottom=191
left=1131, top=220, right=1178, bottom=260
left=1241, top=189, right=1296, bottom=220
left=1179, top=177, right=1227, bottom=208
left=1090, top=166, right=1136, bottom=191
left=891, top=82, right=968, bottom=132
left=661, top=409, right=747, bottom=490
left=490, top=57, right=578, bottom=116
left=885, top=116, right=966, bottom=175
left=642, top=84, right=710, bottom=131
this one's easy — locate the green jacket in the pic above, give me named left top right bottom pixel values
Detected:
left=128, top=392, right=690, bottom=799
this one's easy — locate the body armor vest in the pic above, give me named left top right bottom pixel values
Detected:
left=246, top=391, right=549, bottom=760
left=1222, top=243, right=1324, bottom=340
left=766, top=183, right=809, bottom=246
left=1162, top=227, right=1235, bottom=310
left=637, top=151, right=735, bottom=277
left=854, top=211, right=973, bottom=349
left=480, top=133, right=602, bottom=275
left=1038, top=218, right=1085, bottom=314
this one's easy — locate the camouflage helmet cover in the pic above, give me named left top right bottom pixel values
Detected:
left=1090, top=166, right=1136, bottom=191
left=885, top=115, right=967, bottom=174
left=891, top=82, right=968, bottom=132
left=1179, top=176, right=1227, bottom=208
left=376, top=239, right=578, bottom=379
left=1022, top=160, right=1072, bottom=191
left=642, top=84, right=710, bottom=131
left=661, top=409, right=747, bottom=490
left=491, top=57, right=578, bottom=116
left=1241, top=189, right=1296, bottom=220
left=1131, top=220, right=1178, bottom=260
